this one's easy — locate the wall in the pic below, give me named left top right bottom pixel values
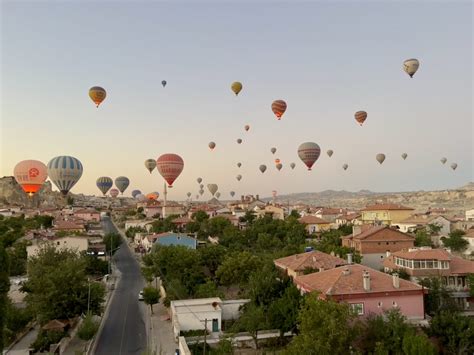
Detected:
left=175, top=310, right=221, bottom=333
left=221, top=300, right=250, bottom=320
left=359, top=240, right=414, bottom=254
left=156, top=235, right=197, bottom=249
left=389, top=210, right=414, bottom=224
left=27, top=236, right=89, bottom=258
left=360, top=253, right=386, bottom=270
left=178, top=336, right=192, bottom=355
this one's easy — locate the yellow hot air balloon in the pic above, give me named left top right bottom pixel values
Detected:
left=231, top=82, right=243, bottom=96
left=89, top=86, right=107, bottom=107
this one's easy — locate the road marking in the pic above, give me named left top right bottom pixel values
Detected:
left=118, top=281, right=130, bottom=354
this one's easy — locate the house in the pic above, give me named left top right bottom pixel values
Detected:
left=124, top=220, right=154, bottom=231
left=314, top=208, right=348, bottom=222
left=462, top=228, right=474, bottom=260
left=383, top=247, right=474, bottom=312
left=27, top=235, right=89, bottom=258
left=172, top=216, right=192, bottom=230
left=211, top=214, right=239, bottom=227
left=53, top=220, right=86, bottom=233
left=274, top=251, right=347, bottom=278
left=294, top=264, right=425, bottom=320
left=154, top=232, right=197, bottom=250
left=393, top=215, right=451, bottom=236
left=465, top=209, right=474, bottom=221
left=188, top=205, right=219, bottom=219
left=162, top=202, right=186, bottom=218
left=236, top=195, right=266, bottom=211
left=255, top=205, right=286, bottom=220
left=361, top=203, right=415, bottom=225
left=298, top=215, right=332, bottom=234
left=342, top=226, right=415, bottom=269
left=336, top=213, right=362, bottom=227
left=73, top=209, right=100, bottom=222
left=170, top=298, right=250, bottom=340
left=144, top=202, right=163, bottom=218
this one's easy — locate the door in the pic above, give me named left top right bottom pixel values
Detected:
left=212, top=318, right=219, bottom=332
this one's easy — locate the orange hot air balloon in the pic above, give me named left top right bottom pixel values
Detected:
left=275, top=158, right=281, bottom=164
left=354, top=111, right=367, bottom=126
left=156, top=153, right=184, bottom=188
left=146, top=192, right=159, bottom=200
left=89, top=86, right=107, bottom=107
left=14, top=160, right=48, bottom=196
left=271, top=100, right=287, bottom=120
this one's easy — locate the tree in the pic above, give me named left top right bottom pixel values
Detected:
left=402, top=333, right=437, bottom=355
left=419, top=277, right=458, bottom=316
left=194, top=281, right=224, bottom=299
left=414, top=229, right=432, bottom=247
left=216, top=251, right=264, bottom=287
left=198, top=245, right=227, bottom=277
left=103, top=233, right=123, bottom=254
left=142, top=286, right=160, bottom=314
left=0, top=243, right=10, bottom=350
left=268, top=284, right=302, bottom=338
left=246, top=264, right=287, bottom=308
left=468, top=273, right=474, bottom=297
left=7, top=241, right=27, bottom=276
left=83, top=254, right=109, bottom=276
left=284, top=294, right=358, bottom=355
left=231, top=303, right=268, bottom=349
left=191, top=210, right=209, bottom=223
left=441, top=230, right=468, bottom=252
left=77, top=313, right=99, bottom=340
left=289, top=210, right=300, bottom=219
left=428, top=310, right=474, bottom=354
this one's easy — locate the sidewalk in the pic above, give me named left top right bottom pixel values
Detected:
left=148, top=300, right=176, bottom=355
left=4, top=325, right=39, bottom=355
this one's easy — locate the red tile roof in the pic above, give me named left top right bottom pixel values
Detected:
left=449, top=257, right=474, bottom=275
left=298, top=215, right=330, bottom=225
left=362, top=203, right=414, bottom=211
left=346, top=226, right=414, bottom=242
left=172, top=217, right=192, bottom=224
left=53, top=220, right=85, bottom=230
left=390, top=248, right=451, bottom=261
left=274, top=251, right=347, bottom=272
left=295, top=264, right=422, bottom=297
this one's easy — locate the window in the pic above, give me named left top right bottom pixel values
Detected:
left=350, top=303, right=364, bottom=315
left=426, top=260, right=434, bottom=269
left=392, top=301, right=398, bottom=307
left=386, top=242, right=389, bottom=245
left=377, top=301, right=383, bottom=308
left=414, top=261, right=421, bottom=269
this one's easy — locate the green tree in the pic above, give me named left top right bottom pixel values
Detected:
left=77, top=313, right=99, bottom=340
left=427, top=223, right=442, bottom=235
left=289, top=210, right=300, bottom=219
left=194, top=280, right=224, bottom=299
left=268, top=284, right=302, bottom=338
left=31, top=329, right=65, bottom=352
left=246, top=264, right=287, bottom=308
left=7, top=241, right=28, bottom=276
left=191, top=210, right=209, bottom=223
left=231, top=303, right=268, bottom=349
left=142, top=286, right=160, bottom=314
left=402, top=333, right=437, bottom=355
left=284, top=294, right=358, bottom=355
left=198, top=245, right=227, bottom=277
left=83, top=254, right=109, bottom=276
left=0, top=243, right=10, bottom=350
left=441, top=230, right=468, bottom=252
left=216, top=251, right=264, bottom=287
left=468, top=273, right=474, bottom=297
left=428, top=310, right=474, bottom=354
left=419, top=277, right=458, bottom=316
left=414, top=229, right=432, bottom=247
left=103, top=232, right=123, bottom=254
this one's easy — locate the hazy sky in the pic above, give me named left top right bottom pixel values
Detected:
left=1, top=1, right=472, bottom=199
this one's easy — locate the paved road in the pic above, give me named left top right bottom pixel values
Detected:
left=94, top=217, right=147, bottom=355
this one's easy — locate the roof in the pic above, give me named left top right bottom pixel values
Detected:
left=74, top=209, right=99, bottom=214
left=53, top=220, right=85, bottom=230
left=318, top=208, right=347, bottom=215
left=390, top=248, right=452, bottom=261
left=398, top=214, right=437, bottom=225
left=449, top=257, right=474, bottom=275
left=347, top=226, right=415, bottom=242
left=274, top=251, right=347, bottom=272
left=172, top=217, right=192, bottom=224
left=362, top=203, right=414, bottom=211
left=42, top=319, right=70, bottom=331
left=295, top=264, right=422, bottom=297
left=298, top=215, right=330, bottom=225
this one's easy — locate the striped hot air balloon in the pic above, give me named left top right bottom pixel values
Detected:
left=89, top=86, right=106, bottom=107
left=14, top=160, right=48, bottom=196
left=297, top=142, right=321, bottom=170
left=47, top=156, right=83, bottom=195
left=131, top=189, right=141, bottom=198
left=354, top=111, right=367, bottom=126
left=271, top=100, right=287, bottom=120
left=109, top=188, right=119, bottom=198
left=115, top=176, right=130, bottom=194
left=145, top=159, right=156, bottom=173
left=96, top=177, right=113, bottom=196
left=156, top=153, right=184, bottom=187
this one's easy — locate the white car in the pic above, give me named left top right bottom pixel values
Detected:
left=138, top=290, right=144, bottom=301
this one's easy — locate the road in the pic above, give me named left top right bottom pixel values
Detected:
left=94, top=217, right=147, bottom=355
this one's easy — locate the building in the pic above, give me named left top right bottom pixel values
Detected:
left=144, top=202, right=162, bottom=219
left=361, top=203, right=415, bottom=225
left=254, top=205, right=286, bottom=220
left=27, top=236, right=89, bottom=258
left=298, top=215, right=332, bottom=234
left=463, top=228, right=474, bottom=260
left=383, top=247, right=474, bottom=312
left=53, top=220, right=86, bottom=233
left=335, top=213, right=362, bottom=227
left=73, top=209, right=101, bottom=222
left=172, top=216, right=193, bottom=231
left=314, top=208, right=348, bottom=222
left=294, top=264, right=425, bottom=320
left=162, top=202, right=186, bottom=218
left=170, top=298, right=250, bottom=340
left=393, top=215, right=451, bottom=235
left=274, top=250, right=347, bottom=278
left=124, top=220, right=154, bottom=231
left=154, top=232, right=197, bottom=249
left=342, top=226, right=415, bottom=270
left=465, top=209, right=474, bottom=221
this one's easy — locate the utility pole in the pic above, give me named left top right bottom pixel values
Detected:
left=87, top=277, right=91, bottom=315
left=201, top=318, right=208, bottom=355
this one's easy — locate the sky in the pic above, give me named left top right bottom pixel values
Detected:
left=1, top=0, right=472, bottom=199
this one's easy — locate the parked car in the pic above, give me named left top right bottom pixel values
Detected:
left=138, top=290, right=144, bottom=301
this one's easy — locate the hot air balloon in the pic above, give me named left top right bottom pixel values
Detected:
left=274, top=159, right=281, bottom=165
left=376, top=153, right=386, bottom=164
left=187, top=192, right=192, bottom=198
left=47, top=156, right=83, bottom=195
left=161, top=80, right=167, bottom=87
left=197, top=177, right=203, bottom=184
left=146, top=192, right=159, bottom=200
left=13, top=160, right=48, bottom=196
left=156, top=153, right=184, bottom=188
left=343, top=164, right=348, bottom=170
left=244, top=125, right=250, bottom=132
left=355, top=111, right=367, bottom=126
left=145, top=159, right=156, bottom=173
left=231, top=82, right=243, bottom=96
left=271, top=147, right=277, bottom=155
left=96, top=177, right=113, bottom=196
left=89, top=86, right=106, bottom=107
left=403, top=58, right=420, bottom=78
left=272, top=190, right=277, bottom=198
left=327, top=150, right=334, bottom=157
left=199, top=184, right=204, bottom=189
left=136, top=193, right=146, bottom=201
left=259, top=165, right=267, bottom=173
left=207, top=184, right=218, bottom=196
left=237, top=162, right=242, bottom=168
left=451, top=163, right=458, bottom=170
left=298, top=142, right=321, bottom=170
left=271, top=100, right=287, bottom=120
left=276, top=163, right=283, bottom=171
left=237, top=139, right=242, bottom=144
left=110, top=188, right=119, bottom=198
left=290, top=162, right=296, bottom=170
left=215, top=192, right=221, bottom=199
left=132, top=189, right=141, bottom=198
left=199, top=189, right=204, bottom=196
left=209, top=142, right=216, bottom=150
left=440, top=158, right=447, bottom=164
left=230, top=191, right=235, bottom=197
left=401, top=153, right=408, bottom=160
left=115, top=176, right=130, bottom=194
left=236, top=175, right=242, bottom=181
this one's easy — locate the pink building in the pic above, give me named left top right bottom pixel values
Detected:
left=74, top=209, right=100, bottom=222
left=294, top=264, right=425, bottom=320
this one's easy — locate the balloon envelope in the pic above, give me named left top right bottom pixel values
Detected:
left=236, top=175, right=242, bottom=181
left=161, top=80, right=167, bottom=87
left=440, top=158, right=447, bottom=164
left=197, top=177, right=202, bottom=184
left=47, top=156, right=83, bottom=195
left=199, top=189, right=204, bottom=196
left=237, top=162, right=242, bottom=168
left=244, top=125, right=250, bottom=131
left=132, top=189, right=141, bottom=198
left=145, top=159, right=156, bottom=173
left=403, top=58, right=420, bottom=78
left=343, top=164, right=348, bottom=170
left=237, top=139, right=242, bottom=144
left=156, top=154, right=184, bottom=187
left=14, top=160, right=48, bottom=196
left=451, top=163, right=458, bottom=170
left=187, top=192, right=191, bottom=198
left=207, top=184, right=218, bottom=196
left=115, top=176, right=130, bottom=194
left=231, top=82, right=243, bottom=96
left=327, top=150, right=334, bottom=157
left=146, top=192, right=159, bottom=200
left=271, top=147, right=276, bottom=154
left=271, top=100, right=287, bottom=120
left=136, top=193, right=146, bottom=201
left=290, top=163, right=296, bottom=169
left=259, top=165, right=267, bottom=173
left=109, top=188, right=119, bottom=198
left=208, top=142, right=216, bottom=150
left=96, top=176, right=113, bottom=196
left=89, top=86, right=106, bottom=107
left=215, top=192, right=221, bottom=199
left=230, top=191, right=235, bottom=197
left=297, top=142, right=321, bottom=170
left=276, top=163, right=283, bottom=171
left=355, top=111, right=367, bottom=126
left=401, top=153, right=408, bottom=160
left=376, top=153, right=386, bottom=164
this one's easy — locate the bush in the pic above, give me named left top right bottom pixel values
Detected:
left=31, top=329, right=65, bottom=352
left=77, top=313, right=99, bottom=341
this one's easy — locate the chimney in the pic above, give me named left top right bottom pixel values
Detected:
left=342, top=267, right=350, bottom=275
left=392, top=273, right=400, bottom=289
left=352, top=225, right=361, bottom=236
left=347, top=253, right=353, bottom=265
left=363, top=271, right=371, bottom=291
left=241, top=195, right=244, bottom=202
left=256, top=194, right=259, bottom=200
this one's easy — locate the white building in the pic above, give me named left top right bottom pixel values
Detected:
left=26, top=236, right=89, bottom=258
left=124, top=220, right=154, bottom=231
left=466, top=209, right=474, bottom=222
left=170, top=298, right=249, bottom=340
left=393, top=215, right=451, bottom=236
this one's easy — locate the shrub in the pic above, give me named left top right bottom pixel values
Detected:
left=77, top=313, right=99, bottom=341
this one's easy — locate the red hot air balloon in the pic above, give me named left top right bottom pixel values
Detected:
left=271, top=100, right=287, bottom=120
left=297, top=142, right=321, bottom=170
left=156, top=154, right=184, bottom=188
left=354, top=111, right=367, bottom=126
left=14, top=160, right=48, bottom=196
